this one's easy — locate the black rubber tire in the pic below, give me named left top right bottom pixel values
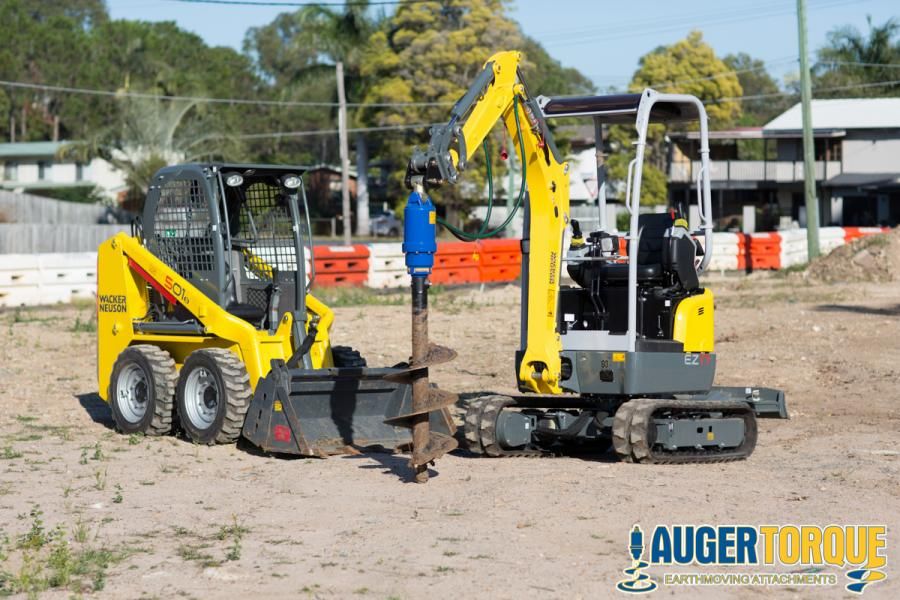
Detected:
left=176, top=348, right=252, bottom=445
left=108, top=345, right=176, bottom=436
left=331, top=345, right=367, bottom=368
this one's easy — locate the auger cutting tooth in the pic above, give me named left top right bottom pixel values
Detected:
left=383, top=343, right=458, bottom=383
left=384, top=388, right=458, bottom=427
left=410, top=432, right=458, bottom=466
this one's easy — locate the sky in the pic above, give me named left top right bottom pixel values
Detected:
left=108, top=0, right=898, bottom=91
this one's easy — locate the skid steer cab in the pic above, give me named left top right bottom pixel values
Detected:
left=96, top=163, right=453, bottom=456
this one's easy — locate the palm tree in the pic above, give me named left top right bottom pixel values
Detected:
left=814, top=17, right=900, bottom=97
left=59, top=95, right=235, bottom=210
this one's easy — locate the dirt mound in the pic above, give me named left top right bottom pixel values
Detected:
left=805, top=227, right=900, bottom=283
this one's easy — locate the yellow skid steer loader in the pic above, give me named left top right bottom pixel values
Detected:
left=96, top=163, right=453, bottom=455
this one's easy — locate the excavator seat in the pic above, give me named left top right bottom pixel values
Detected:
left=595, top=263, right=662, bottom=282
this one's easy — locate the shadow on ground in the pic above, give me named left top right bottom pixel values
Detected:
left=815, top=303, right=900, bottom=316
left=75, top=392, right=115, bottom=429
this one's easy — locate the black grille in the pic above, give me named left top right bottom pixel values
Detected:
left=235, top=182, right=300, bottom=283
left=151, top=178, right=213, bottom=282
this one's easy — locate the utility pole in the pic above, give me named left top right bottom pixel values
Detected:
left=355, top=135, right=370, bottom=237
left=336, top=61, right=352, bottom=245
left=797, top=0, right=820, bottom=259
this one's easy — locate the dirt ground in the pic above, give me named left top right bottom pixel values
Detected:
left=1, top=274, right=898, bottom=599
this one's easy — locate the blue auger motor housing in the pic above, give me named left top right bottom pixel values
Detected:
left=402, top=190, right=437, bottom=277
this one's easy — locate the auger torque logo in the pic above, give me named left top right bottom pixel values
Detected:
left=616, top=524, right=887, bottom=594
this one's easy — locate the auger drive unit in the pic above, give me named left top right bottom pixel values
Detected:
left=403, top=51, right=788, bottom=464
left=96, top=163, right=453, bottom=456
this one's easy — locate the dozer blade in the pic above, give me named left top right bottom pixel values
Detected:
left=242, top=360, right=455, bottom=457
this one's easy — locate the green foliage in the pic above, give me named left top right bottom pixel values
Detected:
left=630, top=31, right=743, bottom=127
left=814, top=16, right=900, bottom=97
left=607, top=31, right=742, bottom=206
left=723, top=52, right=791, bottom=125
left=22, top=186, right=104, bottom=205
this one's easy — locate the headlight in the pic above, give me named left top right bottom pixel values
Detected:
left=282, top=175, right=302, bottom=189
left=225, top=173, right=243, bottom=187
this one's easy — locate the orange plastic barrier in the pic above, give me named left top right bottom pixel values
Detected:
left=843, top=226, right=887, bottom=243
left=312, top=244, right=369, bottom=286
left=432, top=241, right=480, bottom=284
left=477, top=238, right=521, bottom=283
left=748, top=232, right=781, bottom=270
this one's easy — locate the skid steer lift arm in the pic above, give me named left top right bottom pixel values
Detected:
left=405, top=50, right=571, bottom=395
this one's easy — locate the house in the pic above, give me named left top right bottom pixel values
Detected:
left=667, top=98, right=900, bottom=229
left=0, top=141, right=126, bottom=201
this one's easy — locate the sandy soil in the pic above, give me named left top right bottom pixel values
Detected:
left=0, top=274, right=898, bottom=599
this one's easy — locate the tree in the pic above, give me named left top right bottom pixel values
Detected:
left=607, top=31, right=743, bottom=206
left=243, top=3, right=377, bottom=165
left=723, top=52, right=789, bottom=125
left=358, top=0, right=534, bottom=224
left=814, top=16, right=900, bottom=97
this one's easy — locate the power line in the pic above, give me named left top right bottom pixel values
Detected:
left=166, top=0, right=428, bottom=6
left=545, top=0, right=870, bottom=48
left=232, top=122, right=439, bottom=139
left=0, top=79, right=454, bottom=108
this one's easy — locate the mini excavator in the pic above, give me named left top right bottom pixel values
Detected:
left=402, top=51, right=787, bottom=463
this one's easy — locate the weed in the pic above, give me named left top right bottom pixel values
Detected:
left=442, top=551, right=458, bottom=557
left=1, top=446, right=22, bottom=460
left=79, top=448, right=89, bottom=465
left=434, top=565, right=453, bottom=573
left=70, top=315, right=97, bottom=333
left=91, top=442, right=105, bottom=462
left=353, top=587, right=369, bottom=594
left=17, top=508, right=51, bottom=551
left=73, top=519, right=89, bottom=545
left=15, top=415, right=37, bottom=424
left=217, top=516, right=247, bottom=562
left=93, top=469, right=107, bottom=491
left=127, top=433, right=143, bottom=446
left=112, top=485, right=123, bottom=504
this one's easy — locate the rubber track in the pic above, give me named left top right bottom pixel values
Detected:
left=331, top=345, right=367, bottom=368
left=628, top=399, right=758, bottom=464
left=128, top=344, right=177, bottom=436
left=476, top=396, right=543, bottom=458
left=201, top=348, right=253, bottom=444
left=611, top=401, right=639, bottom=463
left=463, top=397, right=490, bottom=454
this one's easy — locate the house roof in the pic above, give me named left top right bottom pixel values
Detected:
left=0, top=141, right=68, bottom=158
left=764, top=98, right=900, bottom=131
left=824, top=172, right=900, bottom=189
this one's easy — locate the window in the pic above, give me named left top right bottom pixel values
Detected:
left=3, top=162, right=17, bottom=181
left=38, top=161, right=52, bottom=180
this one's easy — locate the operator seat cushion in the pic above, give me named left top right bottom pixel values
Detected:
left=227, top=302, right=266, bottom=325
left=662, top=233, right=701, bottom=291
left=597, top=263, right=662, bottom=282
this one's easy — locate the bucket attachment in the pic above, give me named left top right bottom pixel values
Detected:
left=242, top=360, right=456, bottom=457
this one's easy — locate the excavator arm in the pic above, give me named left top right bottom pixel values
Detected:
left=405, top=51, right=570, bottom=394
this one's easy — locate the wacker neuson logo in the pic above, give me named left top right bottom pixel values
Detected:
left=616, top=524, right=887, bottom=594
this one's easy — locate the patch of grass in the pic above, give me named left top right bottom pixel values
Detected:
left=1, top=446, right=23, bottom=460
left=434, top=565, right=453, bottom=573
left=93, top=469, right=107, bottom=491
left=177, top=543, right=219, bottom=567
left=15, top=415, right=37, bottom=424
left=127, top=433, right=144, bottom=446
left=314, top=286, right=405, bottom=307
left=70, top=315, right=97, bottom=333
left=353, top=587, right=369, bottom=595
left=217, top=516, right=246, bottom=562
left=112, top=485, right=123, bottom=504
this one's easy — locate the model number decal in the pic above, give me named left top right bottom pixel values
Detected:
left=164, top=276, right=190, bottom=305
left=684, top=353, right=712, bottom=366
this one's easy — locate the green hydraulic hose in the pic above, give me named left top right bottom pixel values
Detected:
left=437, top=95, right=528, bottom=241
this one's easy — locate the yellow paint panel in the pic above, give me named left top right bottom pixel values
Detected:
left=672, top=289, right=715, bottom=353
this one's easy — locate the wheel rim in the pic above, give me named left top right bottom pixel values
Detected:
left=183, top=367, right=219, bottom=430
left=116, top=363, right=150, bottom=424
